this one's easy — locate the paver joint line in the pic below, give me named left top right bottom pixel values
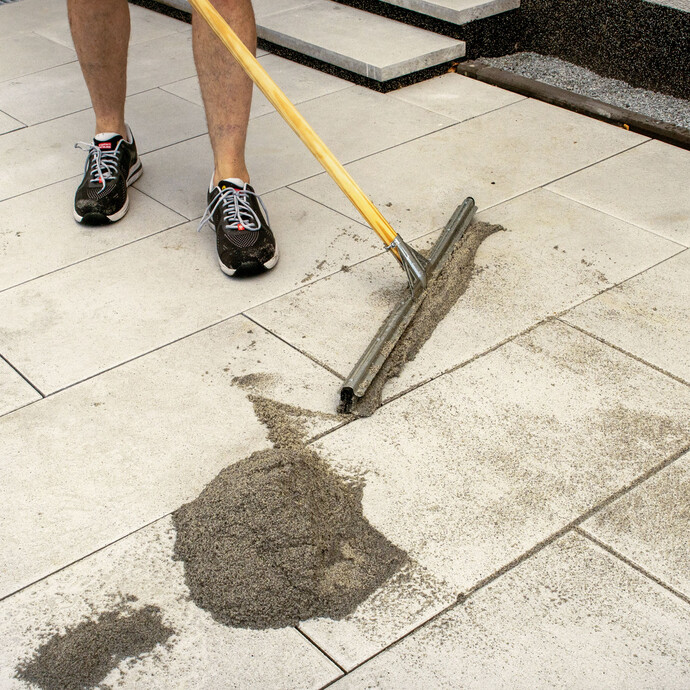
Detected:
left=575, top=528, right=690, bottom=608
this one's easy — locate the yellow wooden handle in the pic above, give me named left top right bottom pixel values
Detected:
left=188, top=0, right=399, bottom=248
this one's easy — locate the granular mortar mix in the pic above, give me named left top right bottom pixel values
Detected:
left=173, top=446, right=406, bottom=629
left=173, top=398, right=406, bottom=630
left=353, top=220, right=505, bottom=416
left=15, top=602, right=174, bottom=690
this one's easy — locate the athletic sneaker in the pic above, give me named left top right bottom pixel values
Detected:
left=73, top=125, right=142, bottom=225
left=199, top=178, right=279, bottom=276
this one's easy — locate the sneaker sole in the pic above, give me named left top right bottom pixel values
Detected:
left=218, top=249, right=280, bottom=277
left=73, top=159, right=143, bottom=225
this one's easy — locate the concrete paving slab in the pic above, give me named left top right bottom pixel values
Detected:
left=162, top=53, right=351, bottom=120
left=300, top=561, right=457, bottom=671
left=137, top=86, right=454, bottom=219
left=0, top=176, right=185, bottom=293
left=563, top=250, right=690, bottom=383
left=0, top=88, right=208, bottom=202
left=0, top=315, right=343, bottom=599
left=0, top=31, right=199, bottom=126
left=387, top=72, right=525, bottom=122
left=0, top=188, right=380, bottom=394
left=290, top=98, right=648, bottom=240
left=253, top=0, right=320, bottom=19
left=0, top=358, right=39, bottom=417
left=33, top=2, right=191, bottom=50
left=381, top=0, right=519, bottom=25
left=333, top=532, right=690, bottom=688
left=248, top=189, right=683, bottom=394
left=0, top=31, right=75, bottom=82
left=0, top=110, right=23, bottom=135
left=0, top=0, right=66, bottom=35
left=0, top=518, right=342, bottom=689
left=258, top=0, right=465, bottom=81
left=312, top=321, right=690, bottom=593
left=582, top=451, right=690, bottom=600
left=548, top=140, right=690, bottom=247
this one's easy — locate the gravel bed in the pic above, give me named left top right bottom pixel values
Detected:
left=480, top=52, right=690, bottom=130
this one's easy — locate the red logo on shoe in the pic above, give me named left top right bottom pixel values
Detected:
left=238, top=224, right=245, bottom=231
left=98, top=142, right=112, bottom=150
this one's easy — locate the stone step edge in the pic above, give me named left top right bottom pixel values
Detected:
left=375, top=0, right=519, bottom=26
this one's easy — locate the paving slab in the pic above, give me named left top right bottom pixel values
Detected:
left=162, top=53, right=351, bottom=120
left=0, top=518, right=341, bottom=689
left=386, top=72, right=525, bottom=122
left=0, top=358, right=39, bottom=417
left=0, top=0, right=71, bottom=36
left=333, top=532, right=690, bottom=688
left=0, top=110, right=24, bottom=135
left=136, top=85, right=454, bottom=219
left=380, top=0, right=519, bottom=25
left=248, top=189, right=683, bottom=396
left=581, top=451, right=690, bottom=600
left=253, top=0, right=320, bottom=18
left=548, top=139, right=690, bottom=247
left=0, top=188, right=380, bottom=394
left=312, top=321, right=690, bottom=593
left=258, top=0, right=465, bottom=81
left=0, top=314, right=343, bottom=599
left=563, top=249, right=690, bottom=383
left=33, top=2, right=191, bottom=50
left=0, top=88, right=208, bottom=202
left=0, top=176, right=185, bottom=293
left=290, top=97, right=648, bottom=239
left=0, top=31, right=75, bottom=82
left=300, top=561, right=457, bottom=671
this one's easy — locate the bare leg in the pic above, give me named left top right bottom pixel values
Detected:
left=68, top=0, right=130, bottom=138
left=193, top=0, right=255, bottom=185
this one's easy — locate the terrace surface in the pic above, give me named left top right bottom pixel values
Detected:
left=1, top=0, right=689, bottom=687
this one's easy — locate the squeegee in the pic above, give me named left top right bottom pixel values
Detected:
left=189, top=0, right=476, bottom=413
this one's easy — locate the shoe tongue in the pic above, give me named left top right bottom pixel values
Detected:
left=218, top=178, right=248, bottom=191
left=93, top=132, right=122, bottom=152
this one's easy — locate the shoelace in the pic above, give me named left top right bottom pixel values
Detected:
left=197, top=184, right=269, bottom=235
left=74, top=140, right=124, bottom=192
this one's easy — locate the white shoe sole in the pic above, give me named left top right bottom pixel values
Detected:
left=218, top=248, right=280, bottom=276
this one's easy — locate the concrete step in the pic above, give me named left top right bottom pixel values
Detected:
left=257, top=0, right=465, bottom=81
left=372, top=0, right=519, bottom=26
left=154, top=0, right=465, bottom=83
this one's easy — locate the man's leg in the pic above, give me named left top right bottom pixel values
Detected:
left=68, top=0, right=130, bottom=138
left=193, top=2, right=278, bottom=276
left=192, top=0, right=255, bottom=185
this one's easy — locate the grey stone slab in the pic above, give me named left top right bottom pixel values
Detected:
left=0, top=519, right=342, bottom=689
left=549, top=140, right=690, bottom=247
left=312, top=321, right=690, bottom=593
left=0, top=314, right=344, bottom=598
left=136, top=86, right=454, bottom=218
left=0, top=176, right=184, bottom=292
left=582, top=451, right=690, bottom=599
left=563, top=250, right=690, bottom=383
left=34, top=2, right=191, bottom=50
left=381, top=0, right=520, bottom=25
left=162, top=53, right=351, bottom=120
left=0, top=31, right=75, bottom=82
left=644, top=0, right=690, bottom=10
left=387, top=72, right=524, bottom=122
left=0, top=0, right=68, bottom=36
left=0, top=358, right=39, bottom=416
left=248, top=189, right=682, bottom=396
left=290, top=97, right=648, bottom=240
left=258, top=0, right=465, bottom=81
left=0, top=88, right=208, bottom=202
left=333, top=533, right=690, bottom=688
left=0, top=110, right=23, bottom=135
left=0, top=188, right=381, bottom=394
left=253, top=0, right=321, bottom=19
left=300, top=561, right=457, bottom=671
